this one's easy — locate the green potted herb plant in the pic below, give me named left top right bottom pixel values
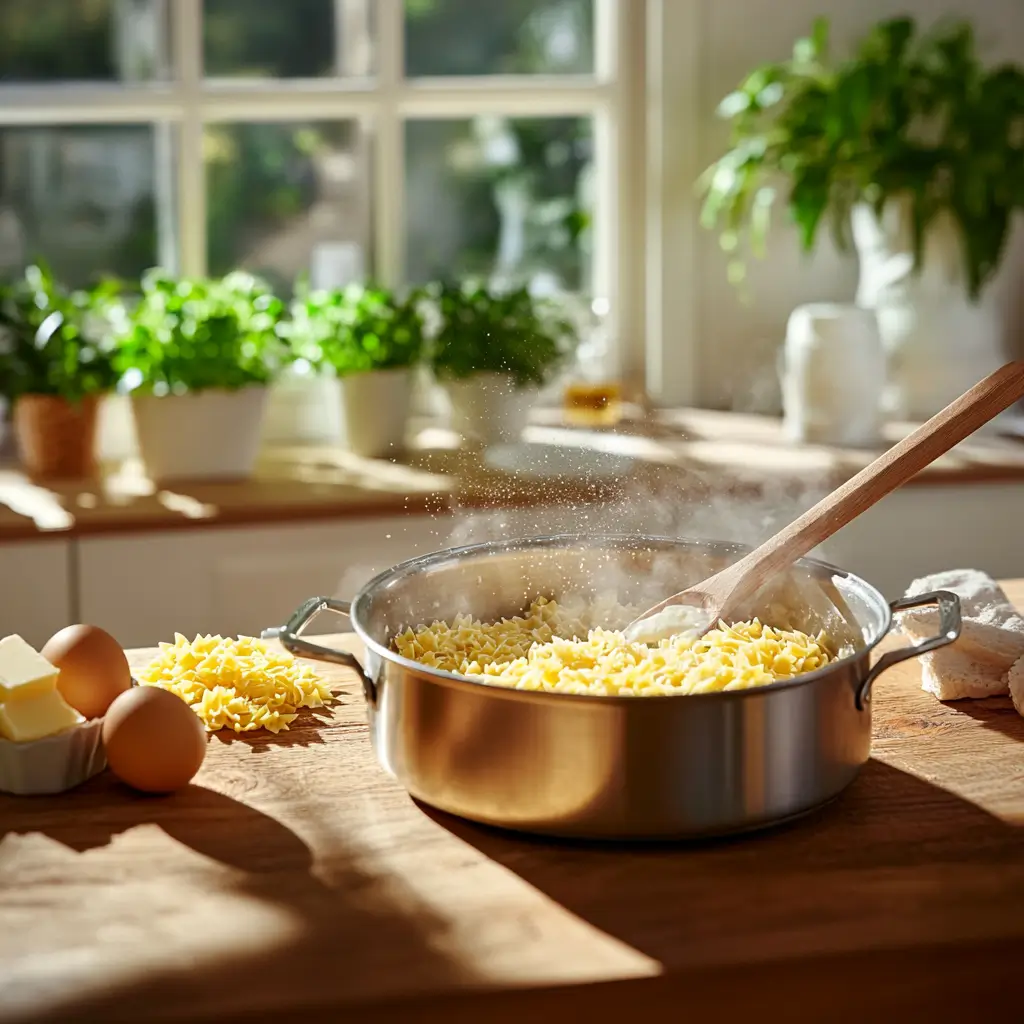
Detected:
left=289, top=283, right=425, bottom=458
left=700, top=16, right=1024, bottom=418
left=425, top=281, right=578, bottom=445
left=0, top=263, right=119, bottom=480
left=111, top=270, right=288, bottom=482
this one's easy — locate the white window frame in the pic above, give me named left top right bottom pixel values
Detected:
left=644, top=0, right=699, bottom=406
left=0, top=0, right=647, bottom=389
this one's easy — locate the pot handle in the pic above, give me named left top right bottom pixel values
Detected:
left=855, top=590, right=961, bottom=710
left=263, top=597, right=377, bottom=706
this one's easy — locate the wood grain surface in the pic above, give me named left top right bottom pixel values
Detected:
left=3, top=585, right=1024, bottom=1023
left=4, top=408, right=1024, bottom=541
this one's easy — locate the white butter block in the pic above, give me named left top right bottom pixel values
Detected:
left=0, top=688, right=84, bottom=742
left=0, top=634, right=59, bottom=701
left=0, top=717, right=106, bottom=795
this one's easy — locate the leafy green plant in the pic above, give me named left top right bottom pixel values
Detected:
left=112, top=270, right=289, bottom=395
left=699, top=16, right=1024, bottom=298
left=288, top=283, right=425, bottom=375
left=0, top=261, right=120, bottom=403
left=425, top=280, right=578, bottom=390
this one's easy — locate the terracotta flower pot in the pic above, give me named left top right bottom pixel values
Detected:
left=13, top=394, right=100, bottom=481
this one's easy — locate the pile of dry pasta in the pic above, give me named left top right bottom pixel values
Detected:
left=392, top=597, right=833, bottom=696
left=139, top=633, right=335, bottom=732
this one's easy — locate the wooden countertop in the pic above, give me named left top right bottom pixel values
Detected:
left=3, top=409, right=1024, bottom=543
left=3, top=583, right=1024, bottom=1022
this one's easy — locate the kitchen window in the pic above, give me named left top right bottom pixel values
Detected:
left=0, top=0, right=645, bottom=385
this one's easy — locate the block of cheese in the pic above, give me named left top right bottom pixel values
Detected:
left=0, top=688, right=84, bottom=742
left=0, top=634, right=60, bottom=702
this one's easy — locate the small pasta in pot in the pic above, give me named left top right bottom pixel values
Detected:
left=392, top=598, right=832, bottom=696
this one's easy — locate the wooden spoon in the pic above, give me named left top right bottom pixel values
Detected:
left=624, top=361, right=1024, bottom=644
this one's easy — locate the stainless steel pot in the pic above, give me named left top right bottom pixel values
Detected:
left=273, top=535, right=960, bottom=840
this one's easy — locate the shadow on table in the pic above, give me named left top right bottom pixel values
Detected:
left=0, top=779, right=311, bottom=870
left=419, top=758, right=1024, bottom=971
left=948, top=695, right=1024, bottom=741
left=0, top=777, right=474, bottom=1024
left=205, top=705, right=339, bottom=753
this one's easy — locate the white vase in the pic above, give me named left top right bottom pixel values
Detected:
left=444, top=373, right=538, bottom=446
left=339, top=368, right=413, bottom=459
left=781, top=303, right=885, bottom=447
left=131, top=386, right=268, bottom=482
left=852, top=201, right=1007, bottom=422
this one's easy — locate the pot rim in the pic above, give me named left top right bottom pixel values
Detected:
left=347, top=533, right=892, bottom=705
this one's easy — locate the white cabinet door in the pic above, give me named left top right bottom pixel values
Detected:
left=78, top=515, right=454, bottom=649
left=0, top=540, right=73, bottom=648
left=819, top=483, right=1024, bottom=599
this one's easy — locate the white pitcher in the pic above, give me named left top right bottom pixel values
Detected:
left=780, top=303, right=885, bottom=448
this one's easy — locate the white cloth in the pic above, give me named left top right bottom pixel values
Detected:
left=897, top=569, right=1024, bottom=702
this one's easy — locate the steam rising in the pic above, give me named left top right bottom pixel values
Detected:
left=332, top=457, right=863, bottom=647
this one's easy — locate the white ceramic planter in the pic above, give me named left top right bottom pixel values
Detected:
left=261, top=367, right=342, bottom=445
left=339, top=368, right=413, bottom=459
left=852, top=201, right=1007, bottom=422
left=96, top=394, right=139, bottom=462
left=443, top=373, right=538, bottom=446
left=131, top=386, right=268, bottom=482
left=781, top=303, right=886, bottom=447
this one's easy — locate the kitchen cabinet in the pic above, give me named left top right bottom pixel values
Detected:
left=820, top=482, right=1024, bottom=598
left=20, top=479, right=1024, bottom=650
left=76, top=506, right=601, bottom=648
left=0, top=540, right=73, bottom=648
left=78, top=515, right=457, bottom=649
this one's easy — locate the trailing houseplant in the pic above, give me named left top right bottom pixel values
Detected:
left=699, top=16, right=1024, bottom=417
left=111, top=270, right=289, bottom=481
left=288, top=283, right=426, bottom=458
left=0, top=262, right=120, bottom=479
left=425, top=280, right=578, bottom=444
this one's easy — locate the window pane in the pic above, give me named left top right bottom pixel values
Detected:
left=203, top=0, right=374, bottom=78
left=0, top=124, right=171, bottom=287
left=405, top=117, right=593, bottom=293
left=0, top=0, right=170, bottom=83
left=405, top=0, right=593, bottom=76
left=206, top=121, right=371, bottom=293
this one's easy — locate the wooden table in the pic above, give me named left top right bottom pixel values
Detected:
left=3, top=587, right=1024, bottom=1023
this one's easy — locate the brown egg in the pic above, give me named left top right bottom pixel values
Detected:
left=102, top=687, right=207, bottom=794
left=42, top=624, right=132, bottom=720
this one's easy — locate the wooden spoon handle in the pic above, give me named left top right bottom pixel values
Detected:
left=722, top=361, right=1024, bottom=608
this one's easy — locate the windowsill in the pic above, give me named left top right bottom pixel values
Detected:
left=2, top=407, right=1024, bottom=542
left=649, top=406, right=1024, bottom=485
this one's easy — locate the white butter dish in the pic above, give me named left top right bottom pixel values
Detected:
left=0, top=717, right=107, bottom=795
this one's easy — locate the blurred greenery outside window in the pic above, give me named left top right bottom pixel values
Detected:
left=0, top=0, right=601, bottom=306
